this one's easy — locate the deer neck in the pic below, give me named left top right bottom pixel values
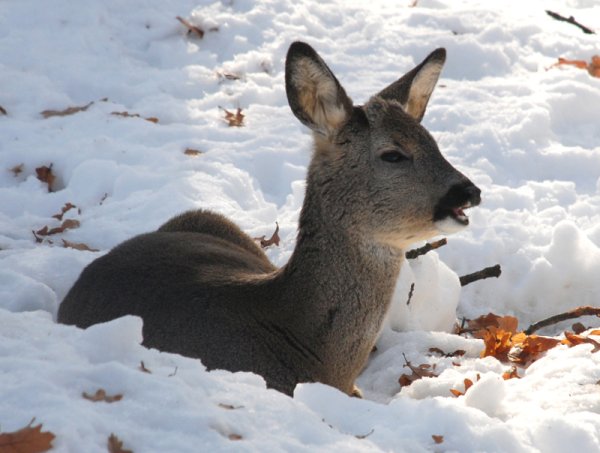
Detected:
left=277, top=184, right=404, bottom=367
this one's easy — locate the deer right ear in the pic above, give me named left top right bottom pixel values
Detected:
left=376, top=48, right=446, bottom=122
left=285, top=42, right=353, bottom=137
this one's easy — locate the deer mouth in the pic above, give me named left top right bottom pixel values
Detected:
left=433, top=182, right=481, bottom=231
left=435, top=203, right=473, bottom=226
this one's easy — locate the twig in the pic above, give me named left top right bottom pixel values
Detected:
left=405, top=238, right=447, bottom=259
left=406, top=283, right=415, bottom=306
left=524, top=306, right=600, bottom=335
left=546, top=10, right=595, bottom=34
left=459, top=264, right=501, bottom=286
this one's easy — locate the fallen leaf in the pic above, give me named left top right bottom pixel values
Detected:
left=398, top=354, right=438, bottom=388
left=82, top=389, right=123, bottom=403
left=0, top=419, right=55, bottom=453
left=228, top=434, right=243, bottom=441
left=10, top=163, right=24, bottom=176
left=502, top=366, right=520, bottom=380
left=432, top=435, right=444, bottom=444
left=41, top=101, right=93, bottom=118
left=52, top=202, right=77, bottom=221
left=589, top=55, right=600, bottom=77
left=508, top=334, right=560, bottom=364
left=0, top=105, right=7, bottom=115
left=184, top=148, right=204, bottom=156
left=221, top=107, right=245, bottom=127
left=35, top=165, right=56, bottom=192
left=254, top=222, right=280, bottom=248
left=428, top=347, right=466, bottom=358
left=562, top=331, right=600, bottom=352
left=36, top=219, right=80, bottom=237
left=549, top=55, right=600, bottom=78
left=450, top=375, right=479, bottom=397
left=107, top=434, right=133, bottom=453
left=62, top=239, right=99, bottom=252
left=176, top=16, right=205, bottom=38
left=589, top=329, right=600, bottom=336
left=111, top=111, right=158, bottom=123
left=469, top=313, right=519, bottom=336
left=139, top=361, right=152, bottom=373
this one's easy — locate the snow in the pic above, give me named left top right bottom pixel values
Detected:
left=1, top=0, right=600, bottom=451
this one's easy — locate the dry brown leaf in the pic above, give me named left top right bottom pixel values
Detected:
left=432, top=435, right=444, bottom=444
left=399, top=355, right=438, bottom=388
left=62, top=239, right=99, bottom=252
left=450, top=375, right=479, bottom=397
left=52, top=202, right=77, bottom=221
left=175, top=16, right=205, bottom=38
left=139, top=361, right=152, bottom=373
left=254, top=222, right=280, bottom=248
left=562, top=331, right=600, bottom=352
left=469, top=313, right=519, bottom=336
left=549, top=56, right=600, bottom=78
left=35, top=165, right=56, bottom=192
left=10, top=164, right=24, bottom=176
left=227, top=434, right=243, bottom=441
left=41, top=101, right=93, bottom=118
left=502, top=366, right=521, bottom=380
left=184, top=148, right=204, bottom=156
left=0, top=419, right=55, bottom=453
left=107, top=434, right=133, bottom=453
left=36, top=219, right=80, bottom=237
left=0, top=105, right=7, bottom=115
left=222, top=107, right=245, bottom=127
left=428, top=347, right=466, bottom=358
left=572, top=322, right=587, bottom=334
left=82, top=389, right=123, bottom=403
left=111, top=111, right=158, bottom=123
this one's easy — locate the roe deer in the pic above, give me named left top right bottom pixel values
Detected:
left=58, top=42, right=481, bottom=397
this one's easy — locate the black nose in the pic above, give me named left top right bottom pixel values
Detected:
left=463, top=184, right=482, bottom=207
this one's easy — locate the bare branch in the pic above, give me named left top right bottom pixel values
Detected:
left=546, top=10, right=595, bottom=34
left=524, top=306, right=600, bottom=335
left=405, top=238, right=447, bottom=259
left=459, top=264, right=501, bottom=286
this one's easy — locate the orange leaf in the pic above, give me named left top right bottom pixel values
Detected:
left=254, top=222, right=280, bottom=248
left=184, top=148, right=204, bottom=156
left=0, top=419, right=55, bottom=453
left=562, top=331, right=600, bottom=352
left=52, top=202, right=77, bottom=221
left=175, top=16, right=205, bottom=38
left=589, top=55, right=600, bottom=77
left=10, top=163, right=24, bottom=176
left=432, top=435, right=444, bottom=444
left=41, top=101, right=93, bottom=118
left=107, top=434, right=132, bottom=453
left=62, top=239, right=99, bottom=252
left=222, top=107, right=245, bottom=127
left=35, top=165, right=56, bottom=192
left=502, top=366, right=520, bottom=380
left=82, top=389, right=123, bottom=403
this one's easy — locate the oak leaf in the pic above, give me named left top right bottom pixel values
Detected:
left=184, top=148, right=204, bottom=156
left=62, top=239, right=99, bottom=252
left=35, top=165, right=56, bottom=192
left=502, top=366, right=521, bottom=380
left=0, top=419, right=55, bottom=453
left=432, top=435, right=444, bottom=444
left=35, top=219, right=80, bottom=237
left=41, top=101, right=93, bottom=118
left=10, top=164, right=24, bottom=176
left=52, top=202, right=77, bottom=221
left=111, top=111, right=158, bottom=123
left=254, top=222, right=280, bottom=248
left=450, top=375, right=480, bottom=397
left=82, top=389, right=123, bottom=403
left=107, top=434, right=133, bottom=453
left=222, top=107, right=245, bottom=127
left=562, top=331, right=600, bottom=352
left=428, top=347, right=466, bottom=358
left=399, top=355, right=438, bottom=388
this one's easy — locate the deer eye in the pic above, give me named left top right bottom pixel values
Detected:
left=380, top=150, right=410, bottom=163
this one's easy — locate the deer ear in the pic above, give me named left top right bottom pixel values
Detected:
left=376, top=48, right=446, bottom=122
left=285, top=42, right=353, bottom=137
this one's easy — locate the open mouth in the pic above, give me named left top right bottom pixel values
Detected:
left=433, top=182, right=481, bottom=230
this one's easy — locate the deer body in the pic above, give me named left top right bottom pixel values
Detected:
left=58, top=42, right=481, bottom=396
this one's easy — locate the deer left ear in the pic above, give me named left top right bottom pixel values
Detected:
left=376, top=48, right=446, bottom=122
left=285, top=41, right=353, bottom=137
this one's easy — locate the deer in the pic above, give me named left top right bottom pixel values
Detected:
left=58, top=42, right=481, bottom=397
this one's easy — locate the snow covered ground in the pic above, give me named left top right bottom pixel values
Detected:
left=1, top=0, right=600, bottom=451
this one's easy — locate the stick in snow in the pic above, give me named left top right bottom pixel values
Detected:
left=524, top=306, right=600, bottom=335
left=546, top=10, right=595, bottom=34
left=459, top=264, right=501, bottom=286
left=405, top=238, right=447, bottom=259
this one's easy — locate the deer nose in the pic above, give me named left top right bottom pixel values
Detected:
left=463, top=183, right=481, bottom=207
